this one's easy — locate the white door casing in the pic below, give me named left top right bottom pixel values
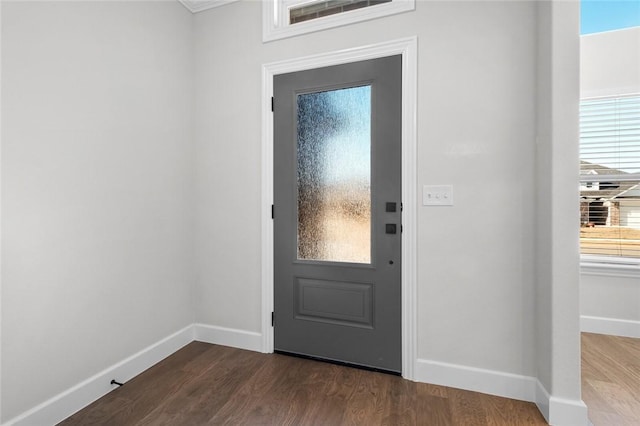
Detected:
left=260, top=36, right=418, bottom=380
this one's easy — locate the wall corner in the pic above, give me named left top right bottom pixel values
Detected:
left=534, top=0, right=584, bottom=421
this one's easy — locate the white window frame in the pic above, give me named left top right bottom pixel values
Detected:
left=580, top=255, right=640, bottom=277
left=263, top=0, right=415, bottom=42
left=579, top=94, right=640, bottom=277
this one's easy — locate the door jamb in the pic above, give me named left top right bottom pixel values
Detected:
left=261, top=36, right=418, bottom=380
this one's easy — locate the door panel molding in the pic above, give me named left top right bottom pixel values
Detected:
left=261, top=36, right=417, bottom=380
left=295, top=277, right=374, bottom=328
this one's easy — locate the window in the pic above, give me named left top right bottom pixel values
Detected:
left=289, top=0, right=392, bottom=24
left=263, top=0, right=414, bottom=42
left=579, top=95, right=640, bottom=264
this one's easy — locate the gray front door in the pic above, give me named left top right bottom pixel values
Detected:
left=273, top=55, right=402, bottom=373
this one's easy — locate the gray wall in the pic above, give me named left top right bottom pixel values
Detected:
left=580, top=27, right=640, bottom=332
left=0, top=0, right=586, bottom=423
left=193, top=3, right=583, bottom=421
left=194, top=0, right=538, bottom=374
left=1, top=1, right=195, bottom=420
left=581, top=274, right=640, bottom=322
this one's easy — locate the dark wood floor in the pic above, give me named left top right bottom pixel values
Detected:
left=581, top=332, right=640, bottom=426
left=59, top=342, right=547, bottom=425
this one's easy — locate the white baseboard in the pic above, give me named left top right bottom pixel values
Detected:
left=535, top=380, right=589, bottom=426
left=3, top=325, right=195, bottom=426
left=4, top=326, right=591, bottom=426
left=193, top=323, right=263, bottom=353
left=581, top=315, right=640, bottom=338
left=415, top=359, right=589, bottom=426
left=536, top=381, right=550, bottom=422
left=2, top=323, right=264, bottom=426
left=414, top=358, right=537, bottom=402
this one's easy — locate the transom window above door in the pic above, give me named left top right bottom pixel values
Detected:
left=263, top=0, right=415, bottom=42
left=288, top=0, right=391, bottom=24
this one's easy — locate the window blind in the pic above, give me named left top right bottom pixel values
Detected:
left=579, top=95, right=640, bottom=260
left=288, top=0, right=392, bottom=24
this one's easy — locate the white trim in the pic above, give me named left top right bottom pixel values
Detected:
left=581, top=315, right=640, bottom=338
left=535, top=380, right=589, bottom=426
left=548, top=397, right=589, bottom=426
left=415, top=359, right=589, bottom=425
left=260, top=62, right=275, bottom=356
left=536, top=381, right=550, bottom=424
left=581, top=91, right=640, bottom=102
left=260, top=36, right=418, bottom=379
left=0, top=1, right=3, bottom=420
left=2, top=325, right=194, bottom=426
left=415, top=358, right=537, bottom=403
left=193, top=323, right=263, bottom=352
left=263, top=0, right=415, bottom=42
left=1, top=324, right=265, bottom=425
left=580, top=259, right=640, bottom=278
left=1, top=322, right=591, bottom=425
left=177, top=0, right=239, bottom=14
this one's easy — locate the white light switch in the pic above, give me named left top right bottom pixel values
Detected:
left=423, top=185, right=454, bottom=206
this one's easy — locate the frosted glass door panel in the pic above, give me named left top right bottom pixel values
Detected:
left=297, top=85, right=371, bottom=263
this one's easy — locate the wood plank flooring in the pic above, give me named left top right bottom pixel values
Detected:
left=581, top=332, right=640, bottom=426
left=59, top=342, right=547, bottom=425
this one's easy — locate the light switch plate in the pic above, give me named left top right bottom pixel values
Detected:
left=423, top=185, right=454, bottom=206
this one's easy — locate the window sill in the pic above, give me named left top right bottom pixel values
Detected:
left=580, top=256, right=640, bottom=278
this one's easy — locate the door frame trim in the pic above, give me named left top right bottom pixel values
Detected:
left=261, top=36, right=418, bottom=380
